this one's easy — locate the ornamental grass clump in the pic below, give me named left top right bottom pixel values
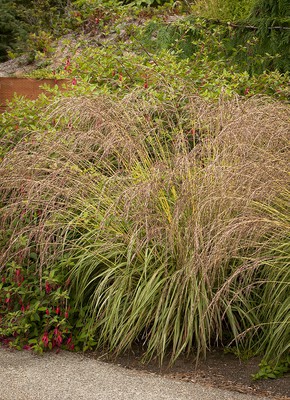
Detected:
left=241, top=189, right=290, bottom=364
left=0, top=92, right=289, bottom=364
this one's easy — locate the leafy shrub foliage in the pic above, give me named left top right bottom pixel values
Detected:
left=0, top=0, right=26, bottom=61
left=248, top=0, right=290, bottom=72
left=0, top=0, right=71, bottom=60
left=194, top=0, right=290, bottom=72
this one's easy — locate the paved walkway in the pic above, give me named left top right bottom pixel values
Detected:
left=0, top=347, right=273, bottom=400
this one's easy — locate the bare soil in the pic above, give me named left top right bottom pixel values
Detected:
left=87, top=347, right=290, bottom=400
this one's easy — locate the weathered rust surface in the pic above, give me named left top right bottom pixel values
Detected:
left=0, top=77, right=68, bottom=112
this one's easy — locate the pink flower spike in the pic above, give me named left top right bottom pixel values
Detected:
left=72, top=77, right=77, bottom=85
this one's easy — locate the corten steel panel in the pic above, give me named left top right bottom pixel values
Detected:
left=0, top=77, right=68, bottom=111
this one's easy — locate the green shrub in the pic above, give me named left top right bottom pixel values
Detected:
left=193, top=0, right=256, bottom=21
left=194, top=0, right=290, bottom=72
left=0, top=0, right=27, bottom=61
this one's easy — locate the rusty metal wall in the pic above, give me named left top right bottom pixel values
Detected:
left=0, top=77, right=68, bottom=112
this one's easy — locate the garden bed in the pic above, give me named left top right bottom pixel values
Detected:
left=90, top=347, right=290, bottom=399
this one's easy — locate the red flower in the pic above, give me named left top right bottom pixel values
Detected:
left=53, top=327, right=63, bottom=347
left=119, top=73, right=123, bottom=82
left=45, top=308, right=50, bottom=315
left=15, top=269, right=24, bottom=286
left=245, top=87, right=250, bottom=95
left=2, top=338, right=11, bottom=345
left=67, top=337, right=74, bottom=350
left=64, top=310, right=69, bottom=319
left=21, top=305, right=25, bottom=312
left=55, top=306, right=60, bottom=315
left=42, top=332, right=49, bottom=347
left=72, top=77, right=77, bottom=85
left=55, top=334, right=63, bottom=346
left=45, top=281, right=52, bottom=294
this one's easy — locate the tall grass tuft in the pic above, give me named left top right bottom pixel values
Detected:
left=239, top=189, right=290, bottom=363
left=0, top=92, right=289, bottom=364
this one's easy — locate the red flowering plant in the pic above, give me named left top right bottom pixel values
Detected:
left=0, top=257, right=85, bottom=353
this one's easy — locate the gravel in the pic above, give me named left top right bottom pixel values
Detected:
left=0, top=347, right=273, bottom=400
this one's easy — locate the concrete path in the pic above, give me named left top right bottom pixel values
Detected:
left=0, top=347, right=273, bottom=400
